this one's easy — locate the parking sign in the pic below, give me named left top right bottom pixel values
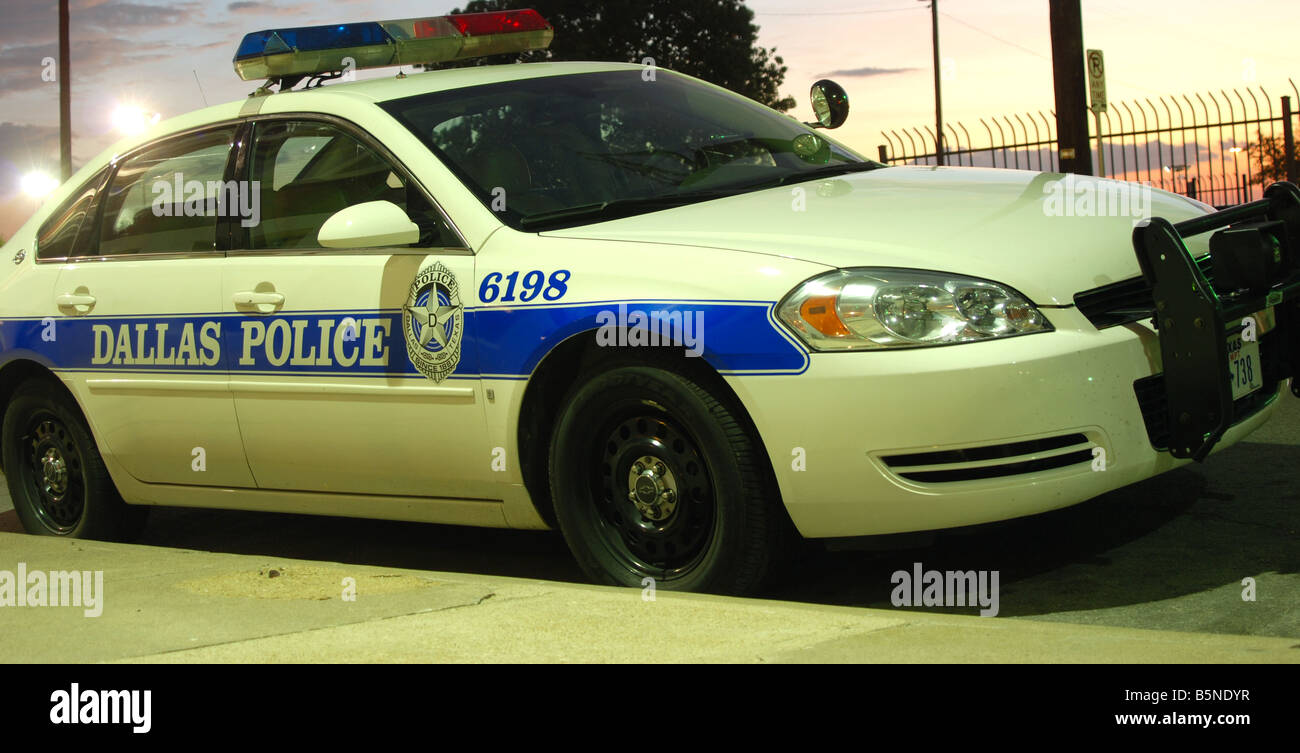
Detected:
left=1087, top=49, right=1107, bottom=112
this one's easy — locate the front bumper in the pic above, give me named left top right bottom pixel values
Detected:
left=731, top=309, right=1283, bottom=538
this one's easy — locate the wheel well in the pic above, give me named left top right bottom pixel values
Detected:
left=516, top=332, right=779, bottom=527
left=0, top=360, right=70, bottom=473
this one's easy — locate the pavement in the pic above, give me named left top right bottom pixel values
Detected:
left=1, top=398, right=1296, bottom=663
left=1, top=531, right=1297, bottom=663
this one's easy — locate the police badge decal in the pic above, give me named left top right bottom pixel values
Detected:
left=402, top=261, right=464, bottom=383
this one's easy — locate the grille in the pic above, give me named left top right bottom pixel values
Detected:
left=880, top=433, right=1095, bottom=483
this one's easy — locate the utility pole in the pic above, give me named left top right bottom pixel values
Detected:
left=922, top=0, right=944, bottom=165
left=1048, top=0, right=1092, bottom=175
left=59, top=0, right=71, bottom=181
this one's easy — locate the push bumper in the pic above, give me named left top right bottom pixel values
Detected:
left=1133, top=181, right=1300, bottom=460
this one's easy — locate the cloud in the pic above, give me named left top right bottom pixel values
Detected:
left=0, top=122, right=61, bottom=165
left=0, top=1, right=198, bottom=48
left=77, top=1, right=197, bottom=28
left=818, top=66, right=917, bottom=78
left=225, top=1, right=317, bottom=16
left=0, top=38, right=177, bottom=95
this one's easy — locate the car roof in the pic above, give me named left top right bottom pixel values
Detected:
left=307, top=60, right=643, bottom=102
left=140, top=60, right=642, bottom=148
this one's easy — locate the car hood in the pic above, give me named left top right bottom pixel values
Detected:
left=542, top=165, right=1212, bottom=305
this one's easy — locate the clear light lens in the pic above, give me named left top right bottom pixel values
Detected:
left=777, top=268, right=1050, bottom=350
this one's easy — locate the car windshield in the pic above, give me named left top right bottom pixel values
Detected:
left=381, top=69, right=878, bottom=231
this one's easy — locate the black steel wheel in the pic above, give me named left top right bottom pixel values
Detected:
left=22, top=413, right=86, bottom=533
left=549, top=364, right=791, bottom=595
left=2, top=378, right=146, bottom=540
left=591, top=412, right=716, bottom=579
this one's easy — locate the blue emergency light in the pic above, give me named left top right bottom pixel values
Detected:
left=233, top=9, right=553, bottom=83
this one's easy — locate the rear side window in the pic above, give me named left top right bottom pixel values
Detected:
left=245, top=119, right=459, bottom=250
left=35, top=169, right=107, bottom=260
left=97, top=129, right=236, bottom=256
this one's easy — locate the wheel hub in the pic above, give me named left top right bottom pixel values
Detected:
left=40, top=447, right=68, bottom=497
left=627, top=455, right=678, bottom=522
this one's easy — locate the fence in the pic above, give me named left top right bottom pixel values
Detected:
left=876, top=80, right=1299, bottom=208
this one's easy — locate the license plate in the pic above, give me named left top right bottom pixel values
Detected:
left=1227, top=315, right=1265, bottom=401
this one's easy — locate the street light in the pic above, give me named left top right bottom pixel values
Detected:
left=111, top=104, right=160, bottom=136
left=21, top=171, right=60, bottom=199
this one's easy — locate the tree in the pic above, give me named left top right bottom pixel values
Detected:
left=436, top=0, right=797, bottom=111
left=1247, top=129, right=1299, bottom=185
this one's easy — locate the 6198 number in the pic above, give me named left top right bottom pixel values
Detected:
left=479, top=270, right=571, bottom=303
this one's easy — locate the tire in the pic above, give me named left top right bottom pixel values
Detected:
left=2, top=378, right=147, bottom=540
left=548, top=365, right=790, bottom=595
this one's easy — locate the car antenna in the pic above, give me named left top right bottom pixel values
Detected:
left=192, top=70, right=208, bottom=107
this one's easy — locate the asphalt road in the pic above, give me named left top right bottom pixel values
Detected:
left=2, top=395, right=1297, bottom=641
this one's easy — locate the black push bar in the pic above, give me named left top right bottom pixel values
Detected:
left=1133, top=181, right=1300, bottom=461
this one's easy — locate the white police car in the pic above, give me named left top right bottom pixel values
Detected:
left=2, top=10, right=1297, bottom=594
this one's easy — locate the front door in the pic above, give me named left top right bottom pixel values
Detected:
left=224, top=117, right=492, bottom=499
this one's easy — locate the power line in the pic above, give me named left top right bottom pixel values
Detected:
left=757, top=6, right=921, bottom=16
left=939, top=10, right=1164, bottom=96
left=938, top=11, right=1051, bottom=62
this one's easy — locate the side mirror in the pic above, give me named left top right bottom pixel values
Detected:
left=318, top=200, right=419, bottom=248
left=808, top=79, right=849, bottom=129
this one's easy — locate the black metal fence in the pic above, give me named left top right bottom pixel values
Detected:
left=876, top=80, right=1299, bottom=208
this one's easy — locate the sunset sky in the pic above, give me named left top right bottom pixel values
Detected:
left=1, top=0, right=1297, bottom=236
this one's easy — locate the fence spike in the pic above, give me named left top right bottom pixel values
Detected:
left=998, top=118, right=1008, bottom=171
left=1025, top=113, right=1042, bottom=171
left=979, top=119, right=995, bottom=168
left=1207, top=91, right=1227, bottom=195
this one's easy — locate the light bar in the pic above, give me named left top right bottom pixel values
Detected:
left=233, top=9, right=553, bottom=82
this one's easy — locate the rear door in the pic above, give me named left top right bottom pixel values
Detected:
left=51, top=126, right=255, bottom=488
left=223, top=116, right=492, bottom=499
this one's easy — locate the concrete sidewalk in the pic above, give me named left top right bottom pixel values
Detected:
left=0, top=532, right=1296, bottom=663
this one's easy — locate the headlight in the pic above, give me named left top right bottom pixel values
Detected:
left=777, top=268, right=1052, bottom=350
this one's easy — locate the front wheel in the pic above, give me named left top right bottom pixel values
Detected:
left=2, top=378, right=146, bottom=540
left=548, top=365, right=790, bottom=595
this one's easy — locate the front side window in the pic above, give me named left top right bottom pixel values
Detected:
left=36, top=168, right=107, bottom=260
left=382, top=69, right=876, bottom=231
left=97, top=129, right=236, bottom=256
left=245, top=120, right=458, bottom=250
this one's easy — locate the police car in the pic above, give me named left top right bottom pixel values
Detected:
left=2, top=10, right=1298, bottom=595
